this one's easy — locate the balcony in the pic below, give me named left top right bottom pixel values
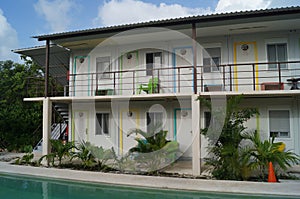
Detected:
left=26, top=60, right=300, bottom=98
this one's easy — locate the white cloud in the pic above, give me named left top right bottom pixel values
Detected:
left=0, top=9, right=18, bottom=61
left=34, top=0, right=75, bottom=32
left=215, top=0, right=271, bottom=13
left=94, top=0, right=212, bottom=27
left=268, top=0, right=300, bottom=8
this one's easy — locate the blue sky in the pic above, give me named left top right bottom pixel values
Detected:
left=0, top=0, right=300, bottom=62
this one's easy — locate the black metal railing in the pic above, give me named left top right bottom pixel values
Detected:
left=26, top=60, right=300, bottom=97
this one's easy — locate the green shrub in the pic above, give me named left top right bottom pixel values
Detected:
left=243, top=131, right=300, bottom=181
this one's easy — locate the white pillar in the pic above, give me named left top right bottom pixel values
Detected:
left=191, top=94, right=201, bottom=175
left=42, top=97, right=52, bottom=157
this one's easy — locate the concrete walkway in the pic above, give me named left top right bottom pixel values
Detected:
left=0, top=161, right=300, bottom=197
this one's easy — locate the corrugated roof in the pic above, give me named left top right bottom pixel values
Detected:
left=33, top=6, right=300, bottom=41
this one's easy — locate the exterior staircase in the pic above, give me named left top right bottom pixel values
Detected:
left=33, top=103, right=69, bottom=152
left=33, top=123, right=67, bottom=152
left=54, top=103, right=69, bottom=122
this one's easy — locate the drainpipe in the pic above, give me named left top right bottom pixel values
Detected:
left=192, top=23, right=197, bottom=94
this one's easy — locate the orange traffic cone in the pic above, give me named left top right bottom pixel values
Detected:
left=268, top=161, right=277, bottom=183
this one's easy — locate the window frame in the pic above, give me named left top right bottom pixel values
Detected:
left=267, top=43, right=288, bottom=70
left=96, top=56, right=111, bottom=79
left=95, top=112, right=110, bottom=136
left=268, top=109, right=291, bottom=139
left=202, top=47, right=221, bottom=73
left=145, top=52, right=162, bottom=76
left=265, top=38, right=288, bottom=70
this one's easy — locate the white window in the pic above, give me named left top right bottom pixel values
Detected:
left=96, top=113, right=110, bottom=135
left=267, top=43, right=288, bottom=70
left=96, top=56, right=111, bottom=79
left=269, top=110, right=290, bottom=138
left=146, top=52, right=162, bottom=76
left=146, top=112, right=163, bottom=131
left=203, top=47, right=221, bottom=73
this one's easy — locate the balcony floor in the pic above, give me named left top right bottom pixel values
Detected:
left=24, top=90, right=300, bottom=103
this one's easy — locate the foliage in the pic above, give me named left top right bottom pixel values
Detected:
left=127, top=125, right=180, bottom=173
left=243, top=131, right=300, bottom=181
left=199, top=95, right=259, bottom=180
left=15, top=145, right=34, bottom=165
left=85, top=142, right=114, bottom=170
left=111, top=148, right=135, bottom=173
left=71, top=142, right=96, bottom=168
left=0, top=59, right=43, bottom=151
left=127, top=124, right=170, bottom=153
left=39, top=140, right=75, bottom=166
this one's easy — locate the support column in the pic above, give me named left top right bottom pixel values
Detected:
left=42, top=97, right=52, bottom=158
left=191, top=94, right=201, bottom=175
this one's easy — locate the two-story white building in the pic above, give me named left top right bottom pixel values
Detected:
left=14, top=6, right=300, bottom=175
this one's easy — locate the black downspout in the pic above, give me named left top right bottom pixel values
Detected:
left=192, top=23, right=197, bottom=94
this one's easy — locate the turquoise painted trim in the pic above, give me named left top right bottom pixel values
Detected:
left=88, top=56, right=91, bottom=96
left=172, top=46, right=193, bottom=93
left=172, top=50, right=176, bottom=93
left=173, top=108, right=192, bottom=140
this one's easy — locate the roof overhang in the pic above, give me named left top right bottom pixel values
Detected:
left=29, top=7, right=300, bottom=51
left=32, top=7, right=300, bottom=41
left=13, top=45, right=70, bottom=86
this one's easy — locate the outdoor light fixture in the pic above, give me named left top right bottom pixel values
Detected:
left=180, top=48, right=187, bottom=55
left=241, top=44, right=249, bottom=51
left=79, top=57, right=85, bottom=63
left=127, top=53, right=132, bottom=59
left=127, top=111, right=133, bottom=117
left=181, top=110, right=188, bottom=117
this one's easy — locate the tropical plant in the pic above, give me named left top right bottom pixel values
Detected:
left=85, top=143, right=114, bottom=170
left=39, top=140, right=75, bottom=166
left=127, top=125, right=180, bottom=173
left=243, top=131, right=300, bottom=181
left=111, top=148, right=135, bottom=173
left=15, top=145, right=34, bottom=165
left=199, top=95, right=259, bottom=180
left=128, top=124, right=171, bottom=153
left=71, top=142, right=96, bottom=168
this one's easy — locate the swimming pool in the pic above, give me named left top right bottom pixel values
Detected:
left=0, top=173, right=298, bottom=199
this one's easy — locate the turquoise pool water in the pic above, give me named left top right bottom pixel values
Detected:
left=0, top=173, right=298, bottom=199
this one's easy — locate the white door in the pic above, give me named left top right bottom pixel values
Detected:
left=119, top=52, right=138, bottom=95
left=233, top=42, right=258, bottom=91
left=175, top=109, right=193, bottom=157
left=73, top=110, right=89, bottom=143
left=173, top=47, right=193, bottom=93
left=74, top=56, right=90, bottom=96
left=119, top=110, right=140, bottom=155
